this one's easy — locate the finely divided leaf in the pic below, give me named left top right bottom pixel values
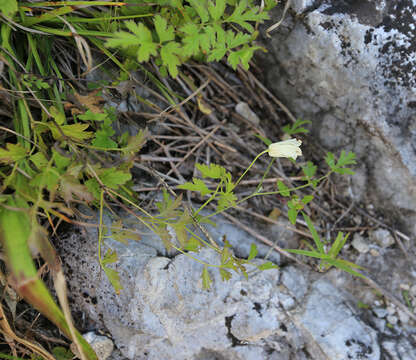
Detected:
left=160, top=41, right=182, bottom=78
left=257, top=261, right=278, bottom=271
left=154, top=15, right=175, bottom=43
left=196, top=163, right=224, bottom=179
left=226, top=0, right=269, bottom=32
left=99, top=169, right=132, bottom=189
left=180, top=23, right=202, bottom=56
left=106, top=21, right=158, bottom=63
left=60, top=175, right=93, bottom=204
left=208, top=0, right=226, bottom=21
left=202, top=266, right=212, bottom=290
left=178, top=178, right=212, bottom=196
left=0, top=143, right=27, bottom=164
left=188, top=0, right=210, bottom=23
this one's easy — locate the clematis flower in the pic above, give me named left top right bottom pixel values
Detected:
left=268, top=138, right=302, bottom=160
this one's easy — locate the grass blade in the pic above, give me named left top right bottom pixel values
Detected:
left=302, top=212, right=324, bottom=253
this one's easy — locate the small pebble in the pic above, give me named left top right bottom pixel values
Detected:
left=369, top=248, right=380, bottom=257
left=387, top=315, right=398, bottom=325
left=370, top=228, right=395, bottom=248
left=410, top=284, right=416, bottom=297
left=353, top=215, right=362, bottom=226
left=351, top=235, right=370, bottom=254
left=397, top=309, right=410, bottom=324
left=374, top=300, right=382, bottom=306
left=386, top=305, right=396, bottom=315
left=372, top=308, right=388, bottom=318
left=235, top=102, right=260, bottom=126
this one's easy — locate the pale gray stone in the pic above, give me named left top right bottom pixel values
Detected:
left=296, top=279, right=380, bottom=360
left=370, top=229, right=395, bottom=248
left=352, top=234, right=370, bottom=253
left=372, top=308, right=388, bottom=319
left=83, top=332, right=114, bottom=360
left=235, top=102, right=260, bottom=126
left=281, top=266, right=308, bottom=301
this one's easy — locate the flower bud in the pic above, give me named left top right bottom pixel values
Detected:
left=268, top=138, right=302, bottom=159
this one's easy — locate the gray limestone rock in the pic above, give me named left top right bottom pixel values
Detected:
left=295, top=279, right=380, bottom=360
left=58, top=211, right=389, bottom=360
left=259, top=0, right=416, bottom=234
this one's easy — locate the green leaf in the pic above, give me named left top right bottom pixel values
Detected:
left=302, top=212, right=324, bottom=254
left=0, top=143, right=27, bottom=164
left=228, top=45, right=259, bottom=70
left=257, top=261, right=278, bottom=271
left=52, top=149, right=71, bottom=171
left=325, top=151, right=356, bottom=175
left=154, top=15, right=175, bottom=43
left=0, top=0, right=17, bottom=17
left=50, top=123, right=93, bottom=141
left=282, top=119, right=311, bottom=135
left=103, top=265, right=123, bottom=294
left=122, top=129, right=148, bottom=155
left=50, top=106, right=66, bottom=125
left=219, top=268, right=232, bottom=281
left=160, top=41, right=182, bottom=78
left=85, top=178, right=101, bottom=201
left=188, top=0, right=209, bottom=23
left=225, top=0, right=269, bottom=32
left=30, top=152, right=48, bottom=169
left=60, top=175, right=93, bottom=204
left=111, top=220, right=141, bottom=244
left=277, top=180, right=290, bottom=197
left=287, top=207, right=298, bottom=225
left=301, top=195, right=314, bottom=205
left=99, top=169, right=132, bottom=189
left=184, top=237, right=200, bottom=252
left=180, top=23, right=202, bottom=57
left=92, top=123, right=118, bottom=149
left=52, top=346, right=73, bottom=360
left=254, top=133, right=272, bottom=146
left=225, top=30, right=251, bottom=49
left=30, top=169, right=60, bottom=192
left=202, top=266, right=212, bottom=290
left=208, top=0, right=226, bottom=21
left=247, top=243, right=258, bottom=260
left=217, top=191, right=237, bottom=211
left=178, top=178, right=212, bottom=196
left=102, top=248, right=118, bottom=265
left=106, top=22, right=158, bottom=63
left=156, top=191, right=183, bottom=218
left=196, top=163, right=225, bottom=179
left=302, top=161, right=317, bottom=179
left=328, top=232, right=349, bottom=259
left=78, top=110, right=108, bottom=122
left=323, top=258, right=365, bottom=279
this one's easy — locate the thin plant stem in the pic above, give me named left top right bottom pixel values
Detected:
left=235, top=149, right=268, bottom=186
